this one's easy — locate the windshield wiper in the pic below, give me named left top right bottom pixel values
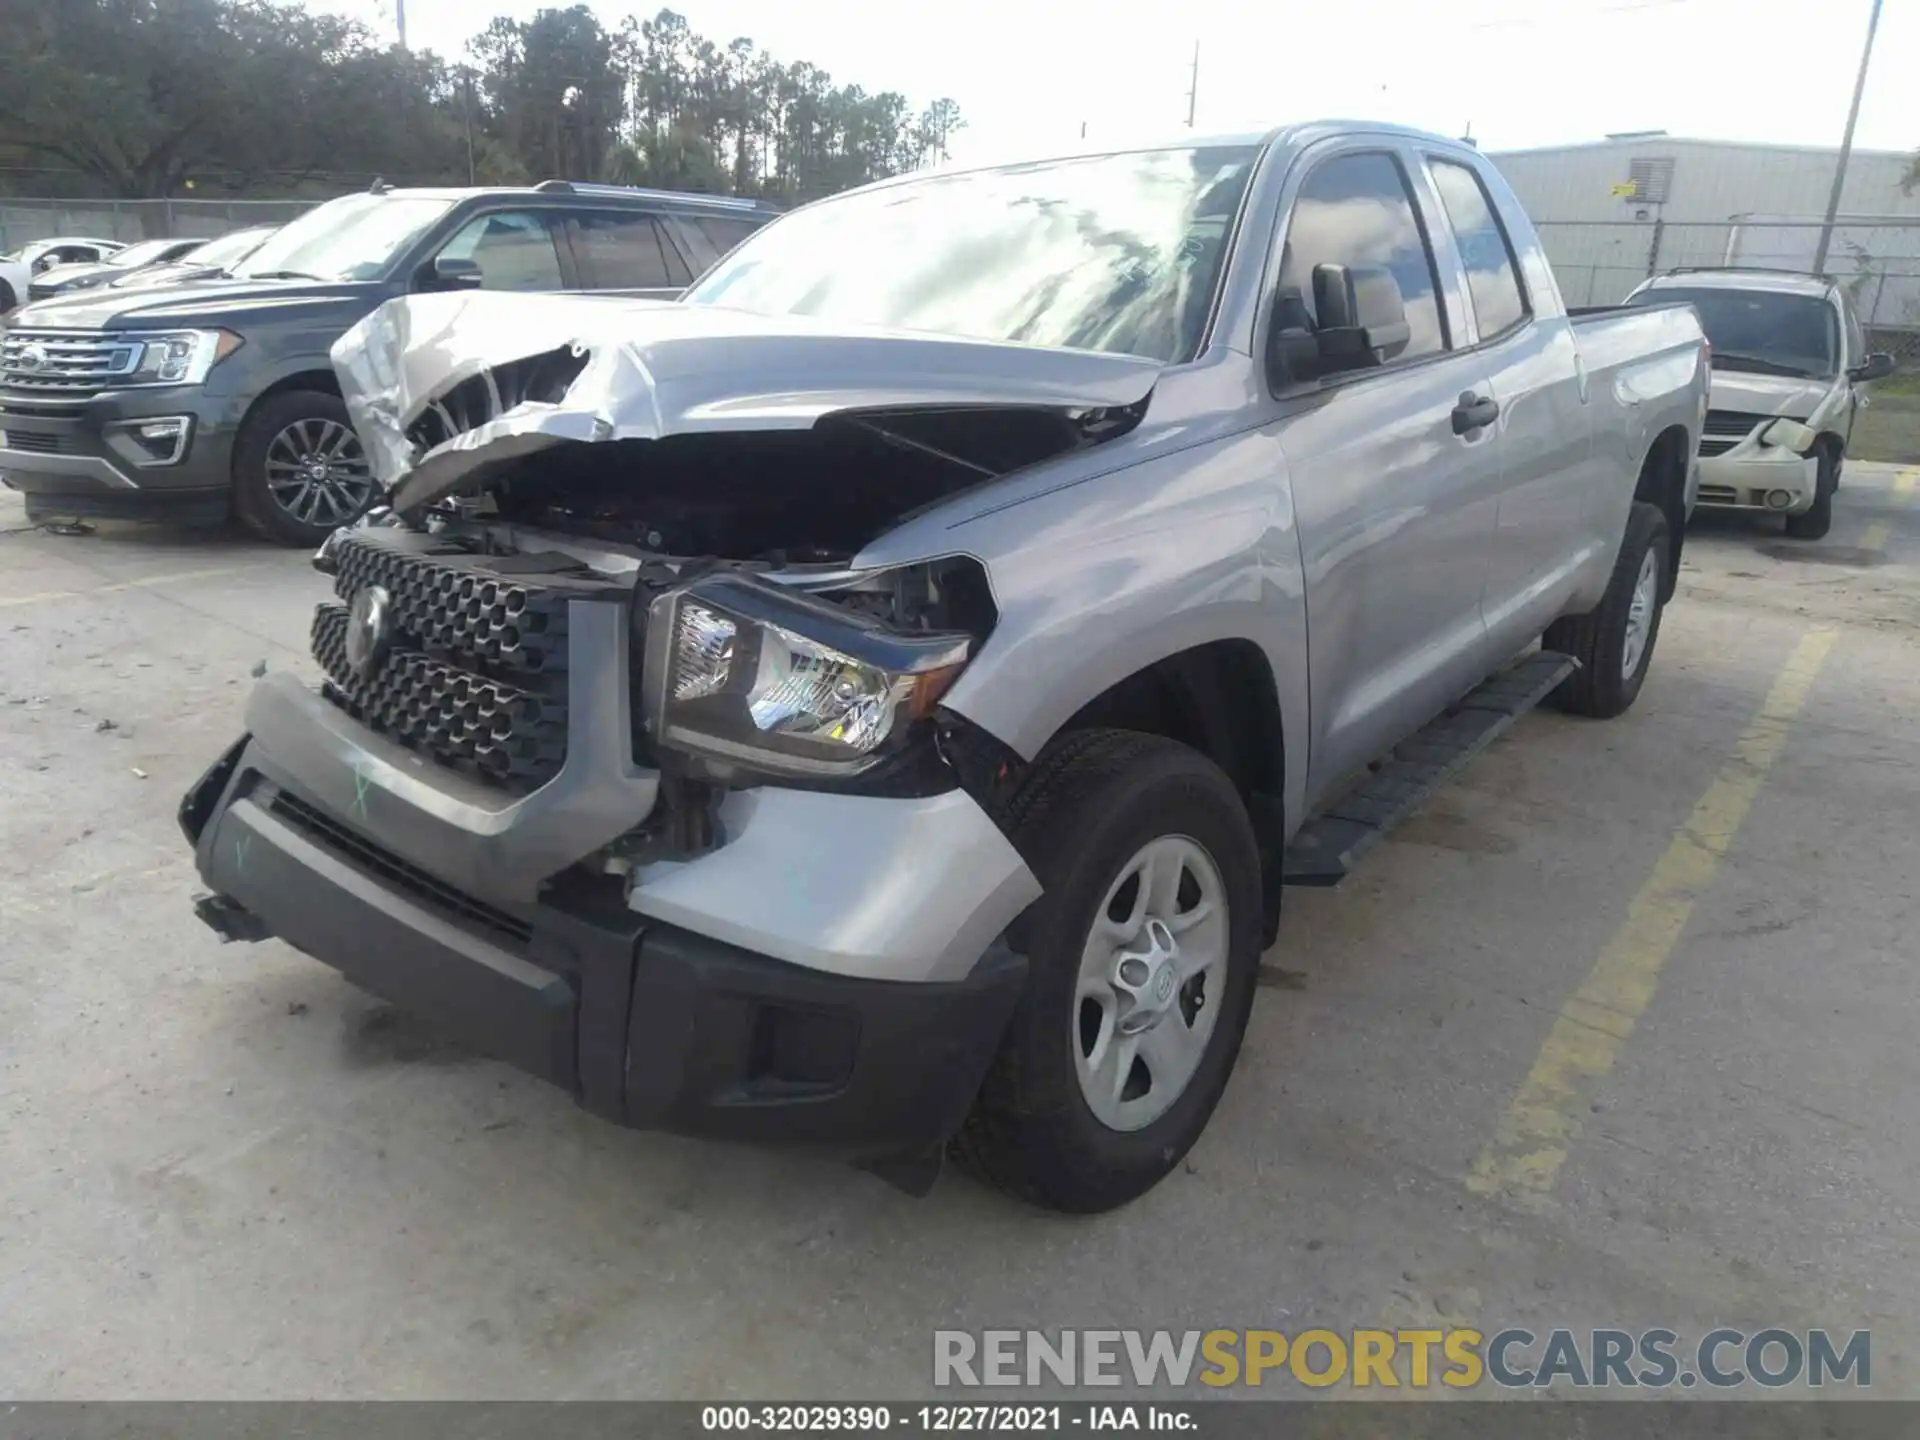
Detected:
left=1712, top=352, right=1817, bottom=378
left=245, top=270, right=323, bottom=282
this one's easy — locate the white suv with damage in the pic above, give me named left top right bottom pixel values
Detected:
left=1627, top=268, right=1895, bottom=540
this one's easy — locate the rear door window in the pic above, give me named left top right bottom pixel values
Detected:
left=692, top=215, right=763, bottom=258
left=1428, top=159, right=1529, bottom=340
left=572, top=211, right=687, bottom=290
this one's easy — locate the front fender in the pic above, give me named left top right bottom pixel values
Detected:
left=930, top=430, right=1311, bottom=837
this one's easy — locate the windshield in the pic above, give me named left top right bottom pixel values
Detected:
left=1633, top=285, right=1839, bottom=378
left=232, top=194, right=454, bottom=282
left=684, top=145, right=1260, bottom=364
left=183, top=228, right=274, bottom=269
left=107, top=239, right=184, bottom=269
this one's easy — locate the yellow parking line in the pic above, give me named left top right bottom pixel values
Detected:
left=0, top=564, right=262, bottom=610
left=1466, top=628, right=1837, bottom=1209
left=1467, top=463, right=1920, bottom=1207
left=1866, top=468, right=1920, bottom=552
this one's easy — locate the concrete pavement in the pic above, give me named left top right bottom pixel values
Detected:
left=1, top=468, right=1914, bottom=1398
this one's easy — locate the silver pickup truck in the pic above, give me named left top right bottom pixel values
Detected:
left=181, top=122, right=1708, bottom=1212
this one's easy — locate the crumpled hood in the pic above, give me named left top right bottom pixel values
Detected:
left=329, top=291, right=1164, bottom=515
left=1709, top=369, right=1834, bottom=421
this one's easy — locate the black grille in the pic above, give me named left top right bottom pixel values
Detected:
left=330, top=531, right=574, bottom=678
left=1699, top=410, right=1771, bottom=457
left=314, top=604, right=568, bottom=790
left=313, top=530, right=621, bottom=794
left=267, top=787, right=532, bottom=947
left=0, top=428, right=63, bottom=454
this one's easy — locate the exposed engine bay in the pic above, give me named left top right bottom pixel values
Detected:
left=430, top=403, right=1139, bottom=566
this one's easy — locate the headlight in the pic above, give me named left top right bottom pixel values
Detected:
left=642, top=572, right=972, bottom=779
left=124, top=329, right=243, bottom=386
left=1761, top=418, right=1818, bottom=454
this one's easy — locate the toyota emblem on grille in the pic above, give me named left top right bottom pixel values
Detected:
left=345, top=584, right=393, bottom=679
left=15, top=343, right=49, bottom=373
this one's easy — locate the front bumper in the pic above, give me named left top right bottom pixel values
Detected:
left=181, top=598, right=1043, bottom=1155
left=1695, top=446, right=1821, bottom=516
left=183, top=734, right=1030, bottom=1157
left=0, top=383, right=237, bottom=522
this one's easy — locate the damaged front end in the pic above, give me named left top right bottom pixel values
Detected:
left=314, top=290, right=1163, bottom=869
left=331, top=289, right=1159, bottom=563
left=181, top=291, right=1166, bottom=1175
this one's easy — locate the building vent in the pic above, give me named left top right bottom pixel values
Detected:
left=1622, top=157, right=1675, bottom=205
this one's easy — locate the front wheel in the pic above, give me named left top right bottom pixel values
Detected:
left=231, top=390, right=381, bottom=547
left=951, top=730, right=1264, bottom=1212
left=1784, top=452, right=1836, bottom=540
left=1544, top=500, right=1670, bottom=719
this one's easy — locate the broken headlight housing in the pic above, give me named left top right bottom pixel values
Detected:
left=1761, top=418, right=1819, bottom=454
left=641, top=572, right=972, bottom=780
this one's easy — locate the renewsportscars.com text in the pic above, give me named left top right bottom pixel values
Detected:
left=933, top=1328, right=1870, bottom=1391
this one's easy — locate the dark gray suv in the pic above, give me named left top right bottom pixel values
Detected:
left=0, top=181, right=776, bottom=545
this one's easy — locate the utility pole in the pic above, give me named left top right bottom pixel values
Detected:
left=394, top=0, right=408, bottom=50
left=1185, top=40, right=1199, bottom=128
left=1813, top=0, right=1883, bottom=274
left=461, top=68, right=477, bottom=185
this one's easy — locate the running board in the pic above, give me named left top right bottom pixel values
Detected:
left=1280, top=651, right=1578, bottom=887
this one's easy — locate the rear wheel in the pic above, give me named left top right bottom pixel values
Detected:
left=1544, top=500, right=1670, bottom=719
left=1784, top=451, right=1836, bottom=540
left=951, top=729, right=1264, bottom=1212
left=232, top=390, right=380, bottom=547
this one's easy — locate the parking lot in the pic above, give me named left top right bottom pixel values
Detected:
left=1, top=466, right=1916, bottom=1399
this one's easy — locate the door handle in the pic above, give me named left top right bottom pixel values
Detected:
left=1451, top=392, right=1500, bottom=435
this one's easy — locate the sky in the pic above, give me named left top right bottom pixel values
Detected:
left=329, top=0, right=1919, bottom=167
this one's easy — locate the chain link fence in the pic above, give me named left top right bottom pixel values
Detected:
left=0, top=197, right=319, bottom=252
left=1535, top=217, right=1920, bottom=463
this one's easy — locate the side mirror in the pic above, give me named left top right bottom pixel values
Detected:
left=1849, top=352, right=1895, bottom=383
left=1266, top=263, right=1412, bottom=386
left=1315, top=264, right=1411, bottom=364
left=425, top=255, right=484, bottom=291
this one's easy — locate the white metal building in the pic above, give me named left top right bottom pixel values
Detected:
left=1487, top=133, right=1920, bottom=324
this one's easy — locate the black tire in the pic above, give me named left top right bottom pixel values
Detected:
left=1544, top=500, right=1670, bottom=719
left=0, top=280, right=16, bottom=313
left=232, top=390, right=380, bottom=547
left=1783, top=452, right=1836, bottom=540
left=951, top=729, right=1264, bottom=1213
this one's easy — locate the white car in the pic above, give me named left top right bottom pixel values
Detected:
left=1627, top=268, right=1895, bottom=540
left=0, top=236, right=123, bottom=314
